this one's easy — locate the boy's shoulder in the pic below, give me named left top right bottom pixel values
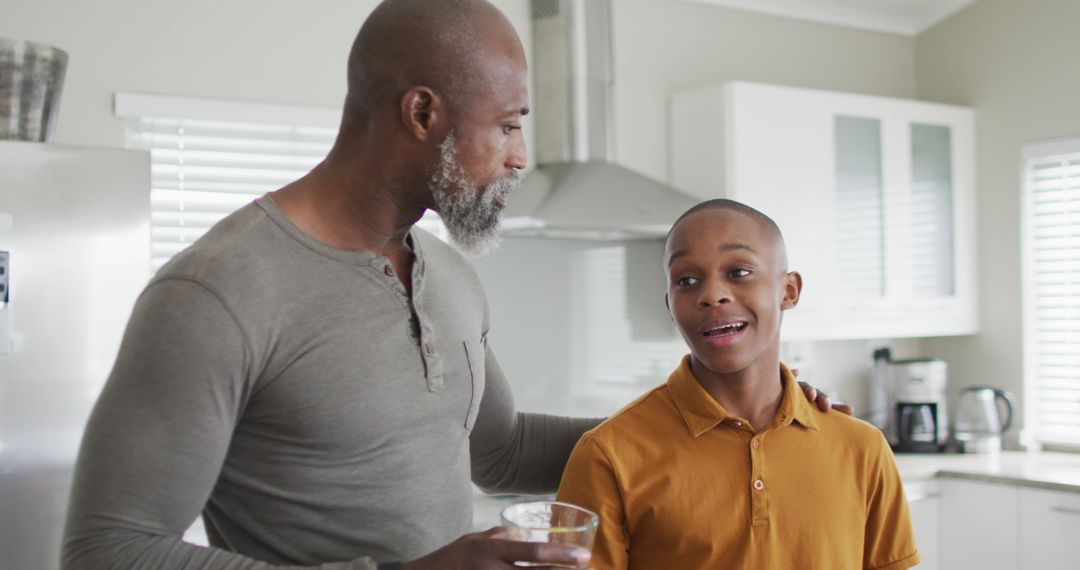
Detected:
left=812, top=404, right=894, bottom=458
left=583, top=383, right=682, bottom=447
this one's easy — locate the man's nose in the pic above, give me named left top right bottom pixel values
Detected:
left=507, top=130, right=527, bottom=171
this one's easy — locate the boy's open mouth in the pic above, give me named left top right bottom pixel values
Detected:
left=701, top=321, right=749, bottom=337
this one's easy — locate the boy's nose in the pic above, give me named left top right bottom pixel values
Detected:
left=698, top=285, right=732, bottom=307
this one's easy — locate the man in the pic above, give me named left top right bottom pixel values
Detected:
left=62, top=1, right=843, bottom=569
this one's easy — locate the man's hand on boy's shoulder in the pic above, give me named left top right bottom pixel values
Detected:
left=793, top=369, right=854, bottom=415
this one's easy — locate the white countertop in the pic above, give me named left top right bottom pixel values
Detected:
left=894, top=450, right=1080, bottom=494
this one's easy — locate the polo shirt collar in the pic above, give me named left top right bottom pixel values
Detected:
left=667, top=355, right=820, bottom=438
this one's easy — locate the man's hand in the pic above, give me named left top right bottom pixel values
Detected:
left=797, top=378, right=854, bottom=415
left=401, top=528, right=591, bottom=570
left=790, top=369, right=854, bottom=415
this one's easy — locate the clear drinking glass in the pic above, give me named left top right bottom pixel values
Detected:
left=500, top=500, right=598, bottom=568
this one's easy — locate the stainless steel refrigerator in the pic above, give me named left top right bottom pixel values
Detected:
left=0, top=139, right=150, bottom=570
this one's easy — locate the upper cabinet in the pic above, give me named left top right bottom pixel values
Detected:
left=670, top=82, right=976, bottom=340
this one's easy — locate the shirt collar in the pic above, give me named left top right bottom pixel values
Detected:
left=667, top=355, right=820, bottom=438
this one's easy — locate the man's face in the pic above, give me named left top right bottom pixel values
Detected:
left=664, top=208, right=800, bottom=377
left=428, top=48, right=529, bottom=256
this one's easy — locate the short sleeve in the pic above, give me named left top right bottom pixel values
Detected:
left=863, top=433, right=921, bottom=570
left=555, top=436, right=629, bottom=570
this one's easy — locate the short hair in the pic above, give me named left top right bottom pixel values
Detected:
left=667, top=198, right=784, bottom=245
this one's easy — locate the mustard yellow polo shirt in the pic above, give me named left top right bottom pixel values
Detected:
left=556, top=356, right=920, bottom=570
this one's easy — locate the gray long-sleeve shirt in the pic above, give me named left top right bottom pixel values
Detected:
left=62, top=196, right=600, bottom=569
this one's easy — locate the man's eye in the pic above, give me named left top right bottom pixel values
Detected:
left=730, top=268, right=751, bottom=278
left=675, top=276, right=698, bottom=287
left=502, top=124, right=521, bottom=135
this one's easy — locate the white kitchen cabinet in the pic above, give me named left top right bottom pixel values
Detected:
left=1019, top=487, right=1080, bottom=569
left=669, top=82, right=976, bottom=340
left=905, top=479, right=940, bottom=570
left=939, top=479, right=1019, bottom=570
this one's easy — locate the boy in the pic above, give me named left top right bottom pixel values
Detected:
left=556, top=199, right=919, bottom=570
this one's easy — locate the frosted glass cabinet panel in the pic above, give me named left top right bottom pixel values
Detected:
left=670, top=82, right=976, bottom=340
left=834, top=115, right=886, bottom=301
left=910, top=123, right=956, bottom=297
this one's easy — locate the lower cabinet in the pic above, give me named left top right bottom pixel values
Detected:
left=906, top=479, right=940, bottom=570
left=939, top=479, right=1019, bottom=570
left=1018, top=487, right=1080, bottom=570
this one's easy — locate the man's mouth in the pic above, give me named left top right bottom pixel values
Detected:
left=493, top=192, right=508, bottom=208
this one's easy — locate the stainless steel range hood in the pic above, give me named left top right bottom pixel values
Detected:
left=501, top=0, right=699, bottom=240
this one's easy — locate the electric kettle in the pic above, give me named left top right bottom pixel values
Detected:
left=953, top=386, right=1015, bottom=453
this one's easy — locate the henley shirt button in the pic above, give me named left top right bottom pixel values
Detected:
left=384, top=265, right=394, bottom=276
left=424, top=343, right=434, bottom=355
left=752, top=438, right=761, bottom=450
left=753, top=479, right=765, bottom=491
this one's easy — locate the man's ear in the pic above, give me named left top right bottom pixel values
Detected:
left=780, top=271, right=802, bottom=310
left=665, top=293, right=673, bottom=321
left=400, top=86, right=447, bottom=142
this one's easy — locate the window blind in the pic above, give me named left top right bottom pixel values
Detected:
left=576, top=246, right=684, bottom=400
left=118, top=93, right=446, bottom=269
left=1024, top=139, right=1080, bottom=447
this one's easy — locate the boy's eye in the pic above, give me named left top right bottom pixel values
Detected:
left=730, top=268, right=751, bottom=278
left=675, top=276, right=699, bottom=288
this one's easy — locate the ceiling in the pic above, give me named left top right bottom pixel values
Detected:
left=681, top=0, right=979, bottom=36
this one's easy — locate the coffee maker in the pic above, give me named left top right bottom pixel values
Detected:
left=875, top=354, right=949, bottom=452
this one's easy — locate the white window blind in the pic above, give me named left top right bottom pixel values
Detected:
left=116, top=93, right=446, bottom=269
left=1024, top=138, right=1080, bottom=447
left=574, top=246, right=684, bottom=402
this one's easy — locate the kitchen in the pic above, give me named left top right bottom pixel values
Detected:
left=1, top=0, right=1079, bottom=568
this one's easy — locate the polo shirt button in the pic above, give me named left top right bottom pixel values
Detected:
left=752, top=438, right=761, bottom=450
left=384, top=265, right=394, bottom=276
left=753, top=479, right=765, bottom=491
left=424, top=342, right=434, bottom=355
left=733, top=421, right=742, bottom=428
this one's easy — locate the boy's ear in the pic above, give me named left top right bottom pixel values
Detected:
left=664, top=293, right=673, bottom=321
left=780, top=271, right=802, bottom=310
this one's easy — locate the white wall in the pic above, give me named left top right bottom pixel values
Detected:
left=0, top=0, right=532, bottom=155
left=915, top=0, right=1080, bottom=436
left=611, top=0, right=916, bottom=184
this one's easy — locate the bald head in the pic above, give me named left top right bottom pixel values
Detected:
left=346, top=0, right=524, bottom=121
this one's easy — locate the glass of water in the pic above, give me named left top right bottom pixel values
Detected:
left=501, top=500, right=598, bottom=567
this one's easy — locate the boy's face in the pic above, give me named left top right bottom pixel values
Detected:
left=664, top=208, right=802, bottom=376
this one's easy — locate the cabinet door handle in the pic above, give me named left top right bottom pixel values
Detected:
left=907, top=492, right=942, bottom=503
left=1051, top=506, right=1080, bottom=516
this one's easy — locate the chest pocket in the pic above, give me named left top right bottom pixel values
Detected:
left=462, top=335, right=486, bottom=431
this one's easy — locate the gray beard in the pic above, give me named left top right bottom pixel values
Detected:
left=429, top=132, right=520, bottom=257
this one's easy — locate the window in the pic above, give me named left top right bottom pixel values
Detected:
left=1023, top=137, right=1080, bottom=448
left=571, top=244, right=685, bottom=404
left=116, top=93, right=447, bottom=269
